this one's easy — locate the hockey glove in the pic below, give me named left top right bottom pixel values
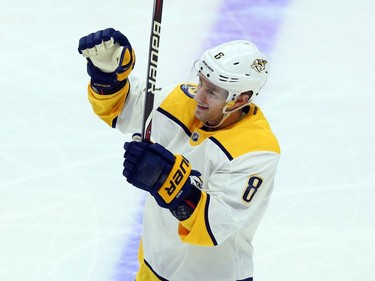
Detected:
left=78, top=28, right=136, bottom=94
left=123, top=141, right=196, bottom=210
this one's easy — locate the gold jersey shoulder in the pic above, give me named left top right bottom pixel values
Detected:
left=213, top=105, right=280, bottom=158
left=158, top=84, right=280, bottom=159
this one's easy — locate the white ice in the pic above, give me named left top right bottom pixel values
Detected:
left=0, top=0, right=373, bottom=280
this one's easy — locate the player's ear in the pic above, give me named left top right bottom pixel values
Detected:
left=236, top=91, right=253, bottom=105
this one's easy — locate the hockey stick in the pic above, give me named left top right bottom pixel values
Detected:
left=141, top=0, right=164, bottom=141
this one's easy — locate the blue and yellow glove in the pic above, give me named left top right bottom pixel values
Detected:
left=78, top=28, right=136, bottom=94
left=123, top=141, right=201, bottom=211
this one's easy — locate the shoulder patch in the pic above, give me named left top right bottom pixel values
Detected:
left=180, top=83, right=197, bottom=98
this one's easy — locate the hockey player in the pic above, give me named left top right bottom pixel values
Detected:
left=78, top=28, right=280, bottom=281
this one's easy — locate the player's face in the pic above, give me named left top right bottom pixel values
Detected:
left=193, top=76, right=228, bottom=126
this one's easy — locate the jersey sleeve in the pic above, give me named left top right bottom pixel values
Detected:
left=178, top=151, right=280, bottom=246
left=87, top=80, right=130, bottom=128
left=87, top=75, right=172, bottom=135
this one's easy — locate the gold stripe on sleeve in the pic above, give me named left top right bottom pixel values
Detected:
left=87, top=81, right=130, bottom=127
left=178, top=192, right=216, bottom=246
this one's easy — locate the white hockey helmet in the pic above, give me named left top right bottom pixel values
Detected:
left=194, top=40, right=269, bottom=103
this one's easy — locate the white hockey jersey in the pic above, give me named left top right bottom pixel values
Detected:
left=87, top=75, right=280, bottom=281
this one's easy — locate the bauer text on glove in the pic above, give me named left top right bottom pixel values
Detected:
left=123, top=141, right=200, bottom=210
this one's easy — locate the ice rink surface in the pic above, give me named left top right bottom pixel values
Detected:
left=0, top=0, right=373, bottom=280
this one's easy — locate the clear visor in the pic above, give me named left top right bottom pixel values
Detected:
left=185, top=60, right=229, bottom=101
left=184, top=60, right=251, bottom=117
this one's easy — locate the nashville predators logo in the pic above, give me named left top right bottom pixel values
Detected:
left=180, top=83, right=197, bottom=98
left=251, top=59, right=267, bottom=73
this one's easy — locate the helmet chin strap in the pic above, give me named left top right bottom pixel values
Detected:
left=204, top=112, right=231, bottom=129
left=204, top=101, right=251, bottom=129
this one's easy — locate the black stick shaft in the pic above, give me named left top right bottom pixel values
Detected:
left=141, top=0, right=164, bottom=141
